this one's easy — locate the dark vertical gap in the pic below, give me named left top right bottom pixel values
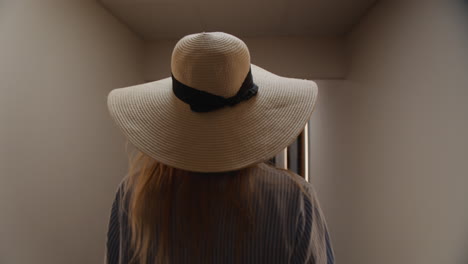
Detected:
left=287, top=138, right=299, bottom=175
left=297, top=131, right=304, bottom=178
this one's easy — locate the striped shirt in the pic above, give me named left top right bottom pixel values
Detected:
left=105, top=163, right=335, bottom=264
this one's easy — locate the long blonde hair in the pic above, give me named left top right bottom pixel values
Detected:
left=121, top=145, right=306, bottom=264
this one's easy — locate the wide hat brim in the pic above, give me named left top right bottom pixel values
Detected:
left=107, top=63, right=318, bottom=173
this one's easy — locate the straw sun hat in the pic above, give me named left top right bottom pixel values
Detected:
left=107, top=32, right=318, bottom=173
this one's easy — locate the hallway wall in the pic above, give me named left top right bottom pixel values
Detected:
left=0, top=1, right=145, bottom=263
left=343, top=1, right=468, bottom=263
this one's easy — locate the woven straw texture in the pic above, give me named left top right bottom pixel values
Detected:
left=107, top=32, right=318, bottom=172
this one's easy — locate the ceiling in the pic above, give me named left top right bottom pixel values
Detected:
left=99, top=0, right=378, bottom=41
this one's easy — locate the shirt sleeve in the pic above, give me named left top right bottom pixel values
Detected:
left=291, top=181, right=335, bottom=264
left=105, top=184, right=123, bottom=264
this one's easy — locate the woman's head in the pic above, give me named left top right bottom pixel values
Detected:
left=105, top=32, right=319, bottom=264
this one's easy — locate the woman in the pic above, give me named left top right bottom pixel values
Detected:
left=105, top=32, right=334, bottom=264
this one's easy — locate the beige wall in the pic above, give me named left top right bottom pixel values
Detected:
left=343, top=1, right=468, bottom=264
left=0, top=1, right=144, bottom=263
left=307, top=79, right=357, bottom=262
left=144, top=36, right=348, bottom=81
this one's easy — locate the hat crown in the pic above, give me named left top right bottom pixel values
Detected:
left=171, top=32, right=251, bottom=98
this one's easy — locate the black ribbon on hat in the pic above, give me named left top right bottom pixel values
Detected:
left=171, top=67, right=259, bottom=112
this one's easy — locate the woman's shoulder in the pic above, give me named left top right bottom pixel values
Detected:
left=252, top=163, right=311, bottom=188
left=248, top=163, right=315, bottom=200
